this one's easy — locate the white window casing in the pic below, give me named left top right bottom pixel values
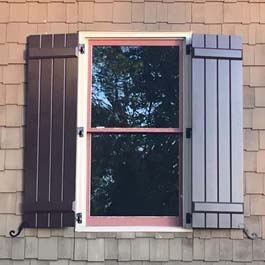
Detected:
left=75, top=32, right=192, bottom=232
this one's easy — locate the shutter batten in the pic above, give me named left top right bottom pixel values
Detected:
left=191, top=34, right=243, bottom=229
left=193, top=48, right=242, bottom=59
left=24, top=33, right=78, bottom=228
left=28, top=47, right=77, bottom=59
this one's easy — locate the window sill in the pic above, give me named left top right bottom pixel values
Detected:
left=75, top=225, right=193, bottom=233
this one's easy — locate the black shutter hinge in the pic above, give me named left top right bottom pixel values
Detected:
left=186, top=213, right=192, bottom=224
left=77, top=127, right=84, bottom=137
left=78, top=44, right=85, bottom=54
left=186, top=128, right=192, bottom=139
left=186, top=44, right=192, bottom=55
left=76, top=213, right=82, bottom=224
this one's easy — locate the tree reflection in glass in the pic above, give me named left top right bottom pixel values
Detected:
left=91, top=45, right=179, bottom=128
left=91, top=133, right=180, bottom=216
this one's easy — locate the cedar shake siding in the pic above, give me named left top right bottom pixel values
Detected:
left=0, top=0, right=264, bottom=264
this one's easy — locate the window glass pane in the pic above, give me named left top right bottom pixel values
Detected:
left=91, top=45, right=179, bottom=128
left=90, top=133, right=180, bottom=216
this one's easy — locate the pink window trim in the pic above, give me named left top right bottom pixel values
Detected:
left=86, top=39, right=183, bottom=227
left=87, top=217, right=180, bottom=226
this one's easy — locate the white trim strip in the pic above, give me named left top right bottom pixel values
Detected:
left=79, top=31, right=192, bottom=40
left=75, top=31, right=192, bottom=232
left=76, top=225, right=193, bottom=233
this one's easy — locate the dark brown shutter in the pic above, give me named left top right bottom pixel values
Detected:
left=191, top=34, right=243, bottom=229
left=24, top=33, right=78, bottom=228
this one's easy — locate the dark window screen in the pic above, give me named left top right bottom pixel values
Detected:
left=91, top=133, right=180, bottom=216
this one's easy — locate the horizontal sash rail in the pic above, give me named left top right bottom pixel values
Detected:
left=87, top=128, right=183, bottom=133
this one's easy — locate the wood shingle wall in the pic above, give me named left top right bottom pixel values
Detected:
left=0, top=0, right=265, bottom=263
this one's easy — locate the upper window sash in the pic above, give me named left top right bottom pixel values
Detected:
left=87, top=39, right=183, bottom=132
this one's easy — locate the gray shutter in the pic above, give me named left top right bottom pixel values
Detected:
left=191, top=34, right=243, bottom=229
left=23, top=33, right=78, bottom=228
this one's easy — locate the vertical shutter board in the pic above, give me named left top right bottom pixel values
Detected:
left=230, top=36, right=242, bottom=50
left=50, top=34, right=66, bottom=228
left=205, top=35, right=217, bottom=48
left=62, top=34, right=78, bottom=227
left=192, top=213, right=205, bottom=228
left=219, top=213, right=230, bottom=228
left=192, top=34, right=205, bottom=48
left=232, top=214, right=243, bottom=228
left=218, top=60, right=231, bottom=203
left=37, top=34, right=53, bottom=228
left=24, top=35, right=41, bottom=228
left=192, top=58, right=205, bottom=203
left=231, top=60, right=243, bottom=203
left=217, top=35, right=229, bottom=49
left=205, top=59, right=218, bottom=202
left=66, top=33, right=78, bottom=47
left=206, top=213, right=218, bottom=228
left=191, top=34, right=243, bottom=228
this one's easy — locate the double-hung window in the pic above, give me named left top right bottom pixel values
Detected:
left=86, top=39, right=183, bottom=227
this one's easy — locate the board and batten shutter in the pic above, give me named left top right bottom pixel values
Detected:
left=191, top=34, right=243, bottom=229
left=23, top=34, right=78, bottom=228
